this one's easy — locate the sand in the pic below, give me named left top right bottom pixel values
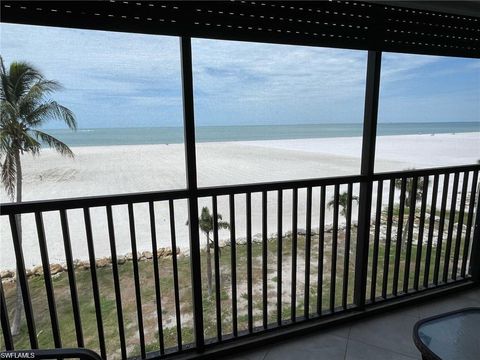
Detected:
left=1, top=132, right=479, bottom=269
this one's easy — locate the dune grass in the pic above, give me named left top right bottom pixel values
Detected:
left=1, top=218, right=466, bottom=359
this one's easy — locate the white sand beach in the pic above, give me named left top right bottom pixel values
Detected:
left=1, top=132, right=479, bottom=269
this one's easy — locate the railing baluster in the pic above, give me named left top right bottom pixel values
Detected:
left=148, top=202, right=165, bottom=354
left=106, top=206, right=127, bottom=358
left=35, top=212, right=62, bottom=348
left=59, top=209, right=84, bottom=347
left=246, top=192, right=253, bottom=333
left=304, top=187, right=312, bottom=318
left=461, top=170, right=478, bottom=278
left=413, top=176, right=429, bottom=291
left=424, top=175, right=439, bottom=287
left=433, top=174, right=450, bottom=285
left=342, top=183, right=353, bottom=309
left=212, top=196, right=222, bottom=340
left=262, top=191, right=268, bottom=329
left=276, top=190, right=283, bottom=326
left=9, top=214, right=37, bottom=348
left=470, top=180, right=480, bottom=282
left=392, top=177, right=406, bottom=296
left=229, top=194, right=238, bottom=337
left=330, top=184, right=339, bottom=312
left=371, top=180, right=383, bottom=302
left=382, top=180, right=395, bottom=299
left=317, top=186, right=325, bottom=314
left=0, top=271, right=14, bottom=350
left=169, top=200, right=182, bottom=349
left=443, top=172, right=459, bottom=283
left=452, top=172, right=469, bottom=280
left=403, top=177, right=418, bottom=293
left=127, top=204, right=146, bottom=358
left=83, top=208, right=106, bottom=359
left=291, top=188, right=298, bottom=321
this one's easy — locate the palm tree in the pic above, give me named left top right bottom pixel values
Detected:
left=187, top=206, right=230, bottom=297
left=395, top=175, right=427, bottom=208
left=0, top=57, right=77, bottom=335
left=328, top=191, right=359, bottom=217
left=395, top=172, right=428, bottom=242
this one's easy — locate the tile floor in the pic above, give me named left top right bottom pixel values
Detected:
left=224, top=287, right=480, bottom=360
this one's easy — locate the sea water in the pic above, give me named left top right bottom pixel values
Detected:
left=43, top=122, right=479, bottom=147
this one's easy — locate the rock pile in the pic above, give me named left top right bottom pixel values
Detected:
left=0, top=246, right=181, bottom=283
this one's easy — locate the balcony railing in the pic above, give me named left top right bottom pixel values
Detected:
left=1, top=164, right=479, bottom=359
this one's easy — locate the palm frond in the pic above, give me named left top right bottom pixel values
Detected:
left=32, top=130, right=74, bottom=158
left=26, top=101, right=77, bottom=129
left=0, top=102, right=17, bottom=125
left=0, top=151, right=16, bottom=199
left=22, top=133, right=41, bottom=156
left=218, top=221, right=230, bottom=230
left=9, top=61, right=43, bottom=101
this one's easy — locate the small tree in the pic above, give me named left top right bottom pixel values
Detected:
left=395, top=171, right=428, bottom=242
left=395, top=175, right=426, bottom=208
left=328, top=191, right=359, bottom=217
left=187, top=206, right=229, bottom=297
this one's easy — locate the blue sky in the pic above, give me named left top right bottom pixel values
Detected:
left=1, top=23, right=479, bottom=129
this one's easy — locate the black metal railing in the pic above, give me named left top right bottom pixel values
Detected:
left=1, top=164, right=479, bottom=359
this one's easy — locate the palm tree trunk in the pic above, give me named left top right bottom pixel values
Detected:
left=206, top=233, right=212, bottom=297
left=402, top=193, right=411, bottom=244
left=11, top=149, right=23, bottom=336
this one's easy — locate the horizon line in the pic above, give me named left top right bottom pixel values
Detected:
left=43, top=120, right=480, bottom=131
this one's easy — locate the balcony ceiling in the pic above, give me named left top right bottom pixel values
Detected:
left=373, top=1, right=480, bottom=18
left=1, top=1, right=479, bottom=58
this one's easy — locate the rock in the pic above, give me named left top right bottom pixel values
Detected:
left=0, top=270, right=15, bottom=279
left=142, top=251, right=153, bottom=260
left=96, top=258, right=111, bottom=268
left=32, top=265, right=44, bottom=276
left=78, top=261, right=90, bottom=270
left=125, top=252, right=141, bottom=260
left=252, top=233, right=262, bottom=243
left=117, top=255, right=126, bottom=265
left=50, top=263, right=64, bottom=275
left=236, top=237, right=247, bottom=245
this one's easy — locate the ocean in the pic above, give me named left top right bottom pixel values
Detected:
left=44, top=122, right=479, bottom=147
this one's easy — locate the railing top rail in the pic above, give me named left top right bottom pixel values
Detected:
left=373, top=164, right=480, bottom=181
left=0, top=189, right=190, bottom=215
left=196, top=174, right=366, bottom=197
left=1, top=164, right=478, bottom=215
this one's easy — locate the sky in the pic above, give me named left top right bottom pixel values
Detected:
left=1, top=23, right=479, bottom=129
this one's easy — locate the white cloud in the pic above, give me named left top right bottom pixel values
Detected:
left=1, top=23, right=478, bottom=127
